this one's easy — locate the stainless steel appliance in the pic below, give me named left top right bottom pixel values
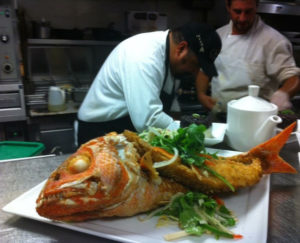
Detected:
left=258, top=1, right=300, bottom=66
left=258, top=1, right=300, bottom=16
left=25, top=39, right=118, bottom=110
left=126, top=11, right=168, bottom=35
left=0, top=83, right=25, bottom=122
left=0, top=5, right=26, bottom=122
left=24, top=39, right=118, bottom=153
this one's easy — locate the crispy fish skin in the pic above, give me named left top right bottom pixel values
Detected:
left=164, top=122, right=297, bottom=193
left=127, top=122, right=297, bottom=194
left=155, top=153, right=263, bottom=194
left=36, top=132, right=187, bottom=221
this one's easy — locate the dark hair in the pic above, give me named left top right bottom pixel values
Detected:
left=226, top=0, right=259, bottom=7
left=170, top=29, right=196, bottom=59
left=171, top=28, right=185, bottom=44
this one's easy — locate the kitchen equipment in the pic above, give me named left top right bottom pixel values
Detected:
left=47, top=86, right=66, bottom=112
left=25, top=39, right=118, bottom=108
left=32, top=18, right=51, bottom=39
left=0, top=6, right=26, bottom=122
left=258, top=1, right=300, bottom=17
left=257, top=1, right=300, bottom=67
left=226, top=85, right=282, bottom=151
left=0, top=141, right=45, bottom=160
left=126, top=11, right=167, bottom=35
left=0, top=84, right=26, bottom=122
left=72, top=86, right=88, bottom=103
left=25, top=93, right=48, bottom=110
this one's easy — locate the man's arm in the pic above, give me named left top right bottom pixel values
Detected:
left=279, top=75, right=300, bottom=97
left=195, top=71, right=216, bottom=110
left=270, top=75, right=300, bottom=110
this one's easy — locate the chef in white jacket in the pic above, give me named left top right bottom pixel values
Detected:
left=197, top=0, right=300, bottom=113
left=77, top=22, right=222, bottom=145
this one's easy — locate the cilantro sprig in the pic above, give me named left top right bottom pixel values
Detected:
left=139, top=124, right=234, bottom=192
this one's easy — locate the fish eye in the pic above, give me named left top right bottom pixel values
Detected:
left=68, top=154, right=91, bottom=173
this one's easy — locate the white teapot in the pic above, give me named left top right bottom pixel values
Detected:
left=226, top=85, right=282, bottom=151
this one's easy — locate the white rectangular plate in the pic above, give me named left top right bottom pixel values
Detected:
left=276, top=119, right=300, bottom=144
left=3, top=149, right=269, bottom=243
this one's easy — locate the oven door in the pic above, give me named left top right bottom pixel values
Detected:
left=0, top=84, right=26, bottom=122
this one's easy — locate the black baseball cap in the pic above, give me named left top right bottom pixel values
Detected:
left=175, top=22, right=222, bottom=78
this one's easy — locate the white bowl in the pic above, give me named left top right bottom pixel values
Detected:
left=204, top=123, right=227, bottom=146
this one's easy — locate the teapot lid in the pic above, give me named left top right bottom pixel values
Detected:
left=229, top=85, right=277, bottom=111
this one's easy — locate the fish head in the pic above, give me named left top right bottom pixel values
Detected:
left=36, top=132, right=141, bottom=219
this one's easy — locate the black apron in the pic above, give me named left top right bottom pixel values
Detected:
left=160, top=32, right=176, bottom=113
left=78, top=116, right=135, bottom=146
left=77, top=32, right=175, bottom=146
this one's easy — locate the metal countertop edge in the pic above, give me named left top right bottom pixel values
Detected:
left=0, top=154, right=56, bottom=163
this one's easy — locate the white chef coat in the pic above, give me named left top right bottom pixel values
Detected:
left=78, top=30, right=179, bottom=132
left=211, top=16, right=300, bottom=112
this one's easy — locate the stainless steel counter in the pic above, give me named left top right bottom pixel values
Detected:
left=0, top=141, right=299, bottom=243
left=29, top=101, right=80, bottom=117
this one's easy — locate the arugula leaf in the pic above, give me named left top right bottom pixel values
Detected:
left=152, top=192, right=240, bottom=240
left=279, top=109, right=295, bottom=115
left=139, top=124, right=234, bottom=191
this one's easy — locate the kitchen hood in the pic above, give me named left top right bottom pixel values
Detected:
left=258, top=1, right=300, bottom=16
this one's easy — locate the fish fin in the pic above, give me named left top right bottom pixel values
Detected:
left=248, top=121, right=297, bottom=174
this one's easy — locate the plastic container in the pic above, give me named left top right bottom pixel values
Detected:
left=0, top=141, right=45, bottom=160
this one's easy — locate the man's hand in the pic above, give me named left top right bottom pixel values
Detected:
left=270, top=90, right=292, bottom=111
left=198, top=93, right=216, bottom=110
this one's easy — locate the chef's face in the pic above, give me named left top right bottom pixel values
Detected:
left=170, top=50, right=200, bottom=81
left=227, top=0, right=257, bottom=35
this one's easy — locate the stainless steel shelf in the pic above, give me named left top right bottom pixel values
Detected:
left=27, top=38, right=120, bottom=46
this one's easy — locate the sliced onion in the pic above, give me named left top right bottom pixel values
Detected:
left=153, top=147, right=178, bottom=168
left=148, top=126, right=162, bottom=137
left=138, top=192, right=184, bottom=222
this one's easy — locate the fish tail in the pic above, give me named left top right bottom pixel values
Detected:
left=248, top=121, right=297, bottom=174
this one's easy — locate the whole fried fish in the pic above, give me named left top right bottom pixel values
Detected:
left=135, top=122, right=297, bottom=194
left=36, top=132, right=187, bottom=221
left=36, top=123, right=297, bottom=221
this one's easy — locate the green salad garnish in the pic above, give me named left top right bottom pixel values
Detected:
left=142, top=192, right=242, bottom=240
left=279, top=109, right=295, bottom=115
left=139, top=124, right=234, bottom=191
